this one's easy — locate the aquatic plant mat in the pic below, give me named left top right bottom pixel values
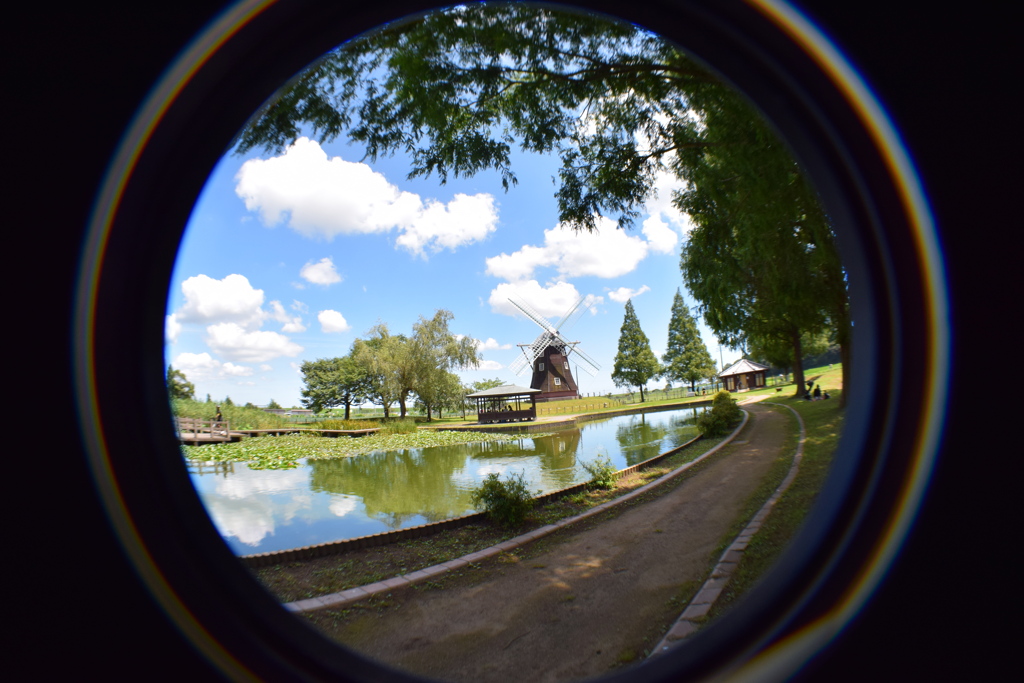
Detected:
left=252, top=434, right=727, bottom=603
left=183, top=429, right=544, bottom=470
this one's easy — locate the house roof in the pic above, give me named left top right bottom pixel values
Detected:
left=719, top=358, right=771, bottom=378
left=465, top=384, right=541, bottom=398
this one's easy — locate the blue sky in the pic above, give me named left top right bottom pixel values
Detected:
left=166, top=130, right=737, bottom=408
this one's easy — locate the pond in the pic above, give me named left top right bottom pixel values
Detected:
left=188, top=406, right=701, bottom=555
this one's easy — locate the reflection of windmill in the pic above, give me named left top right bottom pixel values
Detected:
left=507, top=295, right=601, bottom=402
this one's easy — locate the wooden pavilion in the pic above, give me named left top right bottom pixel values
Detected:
left=465, top=384, right=540, bottom=424
left=719, top=358, right=770, bottom=392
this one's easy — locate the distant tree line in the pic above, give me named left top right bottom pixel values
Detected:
left=300, top=309, right=480, bottom=421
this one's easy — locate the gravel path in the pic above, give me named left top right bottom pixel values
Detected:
left=309, top=402, right=791, bottom=682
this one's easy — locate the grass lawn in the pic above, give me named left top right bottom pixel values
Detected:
left=703, top=387, right=845, bottom=623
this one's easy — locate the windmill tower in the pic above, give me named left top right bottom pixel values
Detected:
left=507, top=295, right=601, bottom=402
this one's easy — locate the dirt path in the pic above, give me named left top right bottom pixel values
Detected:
left=310, top=403, right=792, bottom=682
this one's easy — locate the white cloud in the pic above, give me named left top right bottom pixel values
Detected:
left=475, top=360, right=504, bottom=371
left=222, top=362, right=254, bottom=377
left=205, top=322, right=303, bottom=364
left=486, top=216, right=650, bottom=282
left=291, top=300, right=309, bottom=314
left=395, top=193, right=499, bottom=257
left=608, top=285, right=651, bottom=303
left=299, top=257, right=342, bottom=286
left=174, top=352, right=255, bottom=382
left=234, top=137, right=498, bottom=256
left=489, top=280, right=587, bottom=318
left=267, top=300, right=307, bottom=333
left=318, top=309, right=351, bottom=333
left=641, top=215, right=678, bottom=254
left=480, top=338, right=512, bottom=351
left=165, top=314, right=181, bottom=344
left=259, top=364, right=273, bottom=372
left=174, top=273, right=265, bottom=330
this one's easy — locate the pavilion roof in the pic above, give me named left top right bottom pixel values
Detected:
left=465, top=384, right=541, bottom=398
left=719, top=358, right=771, bottom=378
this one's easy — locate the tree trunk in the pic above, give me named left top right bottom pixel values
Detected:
left=344, top=401, right=351, bottom=421
left=639, top=385, right=645, bottom=402
left=839, top=342, right=851, bottom=409
left=791, top=329, right=805, bottom=398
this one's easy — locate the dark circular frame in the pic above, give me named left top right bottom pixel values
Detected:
left=74, top=0, right=948, bottom=680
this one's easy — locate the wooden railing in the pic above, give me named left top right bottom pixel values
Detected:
left=176, top=416, right=231, bottom=439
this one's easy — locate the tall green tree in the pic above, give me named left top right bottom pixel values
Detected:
left=266, top=398, right=283, bottom=410
left=299, top=354, right=370, bottom=419
left=409, top=309, right=480, bottom=421
left=611, top=300, right=661, bottom=402
left=166, top=365, right=195, bottom=400
left=661, top=289, right=717, bottom=392
left=353, top=327, right=410, bottom=418
left=677, top=84, right=845, bottom=399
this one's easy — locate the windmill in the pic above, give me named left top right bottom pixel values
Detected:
left=507, top=295, right=601, bottom=402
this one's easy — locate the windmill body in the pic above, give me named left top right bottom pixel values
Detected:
left=508, top=295, right=601, bottom=402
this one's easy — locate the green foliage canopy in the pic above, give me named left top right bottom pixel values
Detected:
left=236, top=4, right=724, bottom=233
left=300, top=354, right=370, bottom=419
left=166, top=365, right=195, bottom=400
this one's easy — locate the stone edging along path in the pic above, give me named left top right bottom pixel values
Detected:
left=648, top=401, right=807, bottom=657
left=283, top=410, right=751, bottom=614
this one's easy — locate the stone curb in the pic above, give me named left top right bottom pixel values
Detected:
left=648, top=402, right=807, bottom=658
left=282, top=411, right=750, bottom=614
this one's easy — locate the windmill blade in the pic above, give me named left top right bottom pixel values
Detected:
left=509, top=331, right=550, bottom=375
left=555, top=332, right=601, bottom=375
left=571, top=347, right=602, bottom=376
left=508, top=353, right=530, bottom=375
left=509, top=297, right=555, bottom=334
left=554, top=295, right=585, bottom=330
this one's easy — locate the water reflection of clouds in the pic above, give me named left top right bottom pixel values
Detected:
left=329, top=495, right=358, bottom=517
left=196, top=464, right=316, bottom=547
left=214, top=464, right=310, bottom=498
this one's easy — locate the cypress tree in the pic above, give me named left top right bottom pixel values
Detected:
left=611, top=300, right=662, bottom=402
left=662, top=289, right=718, bottom=392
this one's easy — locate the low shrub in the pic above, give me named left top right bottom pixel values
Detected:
left=581, top=454, right=618, bottom=490
left=696, top=391, right=742, bottom=437
left=471, top=471, right=538, bottom=528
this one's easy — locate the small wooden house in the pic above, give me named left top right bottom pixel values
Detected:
left=465, top=384, right=540, bottom=424
left=719, top=359, right=770, bottom=392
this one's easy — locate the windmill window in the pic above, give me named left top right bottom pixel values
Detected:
left=538, top=362, right=544, bottom=371
left=563, top=361, right=569, bottom=370
left=554, top=377, right=561, bottom=386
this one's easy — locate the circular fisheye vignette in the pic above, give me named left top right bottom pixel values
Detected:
left=74, top=0, right=948, bottom=680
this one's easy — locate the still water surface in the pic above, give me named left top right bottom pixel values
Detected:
left=189, top=407, right=700, bottom=554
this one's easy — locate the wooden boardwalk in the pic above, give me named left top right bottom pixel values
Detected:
left=178, top=418, right=380, bottom=446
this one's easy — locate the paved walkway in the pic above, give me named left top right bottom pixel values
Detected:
left=303, top=403, right=796, bottom=682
